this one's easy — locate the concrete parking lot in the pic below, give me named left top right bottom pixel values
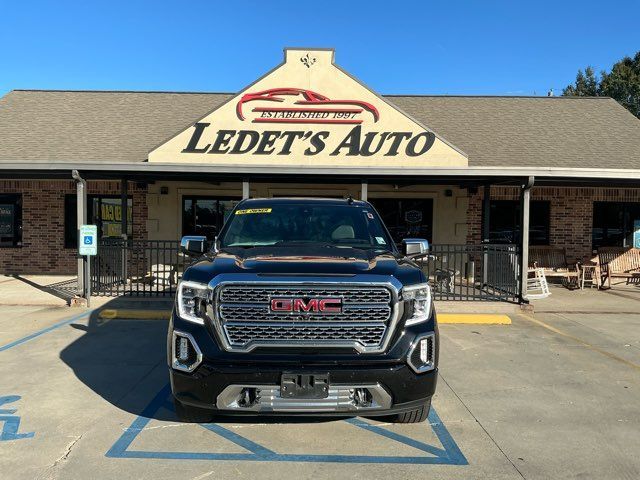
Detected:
left=1, top=293, right=639, bottom=479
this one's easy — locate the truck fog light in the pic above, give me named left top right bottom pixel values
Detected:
left=172, top=331, right=203, bottom=373
left=238, top=388, right=259, bottom=408
left=407, top=333, right=435, bottom=374
left=420, top=338, right=431, bottom=364
left=178, top=337, right=189, bottom=361
left=352, top=388, right=373, bottom=407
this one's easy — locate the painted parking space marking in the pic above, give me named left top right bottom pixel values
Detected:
left=107, top=385, right=467, bottom=465
left=0, top=310, right=92, bottom=353
left=0, top=395, right=34, bottom=441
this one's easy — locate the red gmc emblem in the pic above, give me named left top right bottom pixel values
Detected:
left=270, top=297, right=342, bottom=314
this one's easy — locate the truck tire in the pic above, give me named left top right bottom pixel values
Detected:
left=390, top=399, right=431, bottom=423
left=173, top=398, right=214, bottom=423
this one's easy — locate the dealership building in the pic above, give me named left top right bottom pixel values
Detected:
left=1, top=48, right=639, bottom=302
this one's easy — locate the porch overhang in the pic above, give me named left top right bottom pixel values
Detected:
left=4, top=162, right=640, bottom=186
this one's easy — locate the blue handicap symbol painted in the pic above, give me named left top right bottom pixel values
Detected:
left=106, top=385, right=467, bottom=465
left=83, top=236, right=93, bottom=245
left=0, top=396, right=34, bottom=441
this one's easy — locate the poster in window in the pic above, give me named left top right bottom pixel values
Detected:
left=0, top=204, right=14, bottom=236
left=634, top=220, right=640, bottom=249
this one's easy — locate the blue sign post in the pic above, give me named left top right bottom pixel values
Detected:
left=78, top=225, right=98, bottom=306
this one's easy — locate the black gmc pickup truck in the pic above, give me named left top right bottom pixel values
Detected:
left=169, top=197, right=438, bottom=423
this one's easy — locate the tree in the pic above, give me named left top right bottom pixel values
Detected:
left=599, top=51, right=640, bottom=118
left=562, top=67, right=598, bottom=96
left=562, top=51, right=640, bottom=119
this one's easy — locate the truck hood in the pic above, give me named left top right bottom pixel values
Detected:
left=182, top=246, right=425, bottom=285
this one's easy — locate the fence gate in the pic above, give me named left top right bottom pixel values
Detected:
left=91, top=239, right=189, bottom=296
left=420, top=244, right=521, bottom=302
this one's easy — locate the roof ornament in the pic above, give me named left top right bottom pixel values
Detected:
left=300, top=52, right=317, bottom=68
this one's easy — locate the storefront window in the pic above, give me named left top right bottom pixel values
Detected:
left=0, top=194, right=22, bottom=247
left=64, top=195, right=133, bottom=248
left=182, top=196, right=239, bottom=241
left=487, top=200, right=550, bottom=245
left=369, top=198, right=433, bottom=245
left=592, top=202, right=640, bottom=249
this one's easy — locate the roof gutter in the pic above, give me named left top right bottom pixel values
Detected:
left=3, top=162, right=640, bottom=181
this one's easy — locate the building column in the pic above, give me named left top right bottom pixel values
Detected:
left=482, top=185, right=491, bottom=286
left=120, top=178, right=128, bottom=285
left=519, top=176, right=534, bottom=302
left=360, top=181, right=368, bottom=201
left=242, top=180, right=250, bottom=200
left=72, top=170, right=87, bottom=296
left=120, top=178, right=128, bottom=240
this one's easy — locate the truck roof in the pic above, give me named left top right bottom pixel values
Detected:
left=237, top=197, right=369, bottom=207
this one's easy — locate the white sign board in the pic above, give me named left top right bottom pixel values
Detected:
left=79, top=225, right=98, bottom=256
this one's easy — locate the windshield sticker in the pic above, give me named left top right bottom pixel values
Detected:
left=235, top=208, right=272, bottom=215
left=375, top=236, right=387, bottom=245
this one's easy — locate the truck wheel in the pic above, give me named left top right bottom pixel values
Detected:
left=390, top=399, right=431, bottom=423
left=173, top=398, right=214, bottom=423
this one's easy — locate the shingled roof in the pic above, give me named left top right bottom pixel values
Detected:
left=0, top=89, right=638, bottom=169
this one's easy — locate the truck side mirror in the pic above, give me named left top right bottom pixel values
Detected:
left=180, top=235, right=208, bottom=255
left=402, top=238, right=429, bottom=257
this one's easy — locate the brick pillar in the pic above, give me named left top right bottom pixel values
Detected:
left=466, top=187, right=483, bottom=245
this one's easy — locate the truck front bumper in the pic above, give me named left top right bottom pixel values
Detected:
left=170, top=362, right=437, bottom=417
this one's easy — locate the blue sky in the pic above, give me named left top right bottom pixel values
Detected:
left=1, top=1, right=638, bottom=97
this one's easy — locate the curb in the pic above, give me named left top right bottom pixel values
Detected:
left=98, top=309, right=171, bottom=320
left=438, top=314, right=511, bottom=324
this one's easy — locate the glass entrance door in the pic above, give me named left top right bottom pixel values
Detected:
left=369, top=198, right=434, bottom=245
left=182, top=196, right=240, bottom=241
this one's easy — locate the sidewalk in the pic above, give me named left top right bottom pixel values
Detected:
left=530, top=283, right=640, bottom=313
left=0, top=275, right=77, bottom=306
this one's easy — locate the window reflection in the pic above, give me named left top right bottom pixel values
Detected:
left=182, top=197, right=240, bottom=241
left=369, top=199, right=433, bottom=245
left=592, top=202, right=640, bottom=249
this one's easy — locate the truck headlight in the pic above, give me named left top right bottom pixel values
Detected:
left=177, top=281, right=209, bottom=325
left=403, top=283, right=432, bottom=326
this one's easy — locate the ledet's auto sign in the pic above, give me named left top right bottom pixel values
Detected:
left=149, top=49, right=467, bottom=167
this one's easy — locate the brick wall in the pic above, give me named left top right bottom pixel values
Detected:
left=0, top=180, right=147, bottom=275
left=467, top=186, right=640, bottom=264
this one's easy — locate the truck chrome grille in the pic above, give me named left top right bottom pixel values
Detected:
left=213, top=283, right=396, bottom=352
left=220, top=286, right=391, bottom=304
left=225, top=324, right=386, bottom=346
left=220, top=305, right=391, bottom=323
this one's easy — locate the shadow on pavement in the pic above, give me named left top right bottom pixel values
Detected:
left=60, top=297, right=175, bottom=420
left=7, top=274, right=77, bottom=303
left=59, top=297, right=344, bottom=424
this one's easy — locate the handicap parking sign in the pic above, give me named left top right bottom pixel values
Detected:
left=79, top=225, right=98, bottom=256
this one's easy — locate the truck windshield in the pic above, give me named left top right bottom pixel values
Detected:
left=219, top=203, right=394, bottom=250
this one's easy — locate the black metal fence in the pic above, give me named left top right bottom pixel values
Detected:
left=418, top=244, right=520, bottom=302
left=90, top=240, right=521, bottom=302
left=91, top=239, right=190, bottom=296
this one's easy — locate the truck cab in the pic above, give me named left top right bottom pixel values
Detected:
left=169, top=197, right=437, bottom=423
